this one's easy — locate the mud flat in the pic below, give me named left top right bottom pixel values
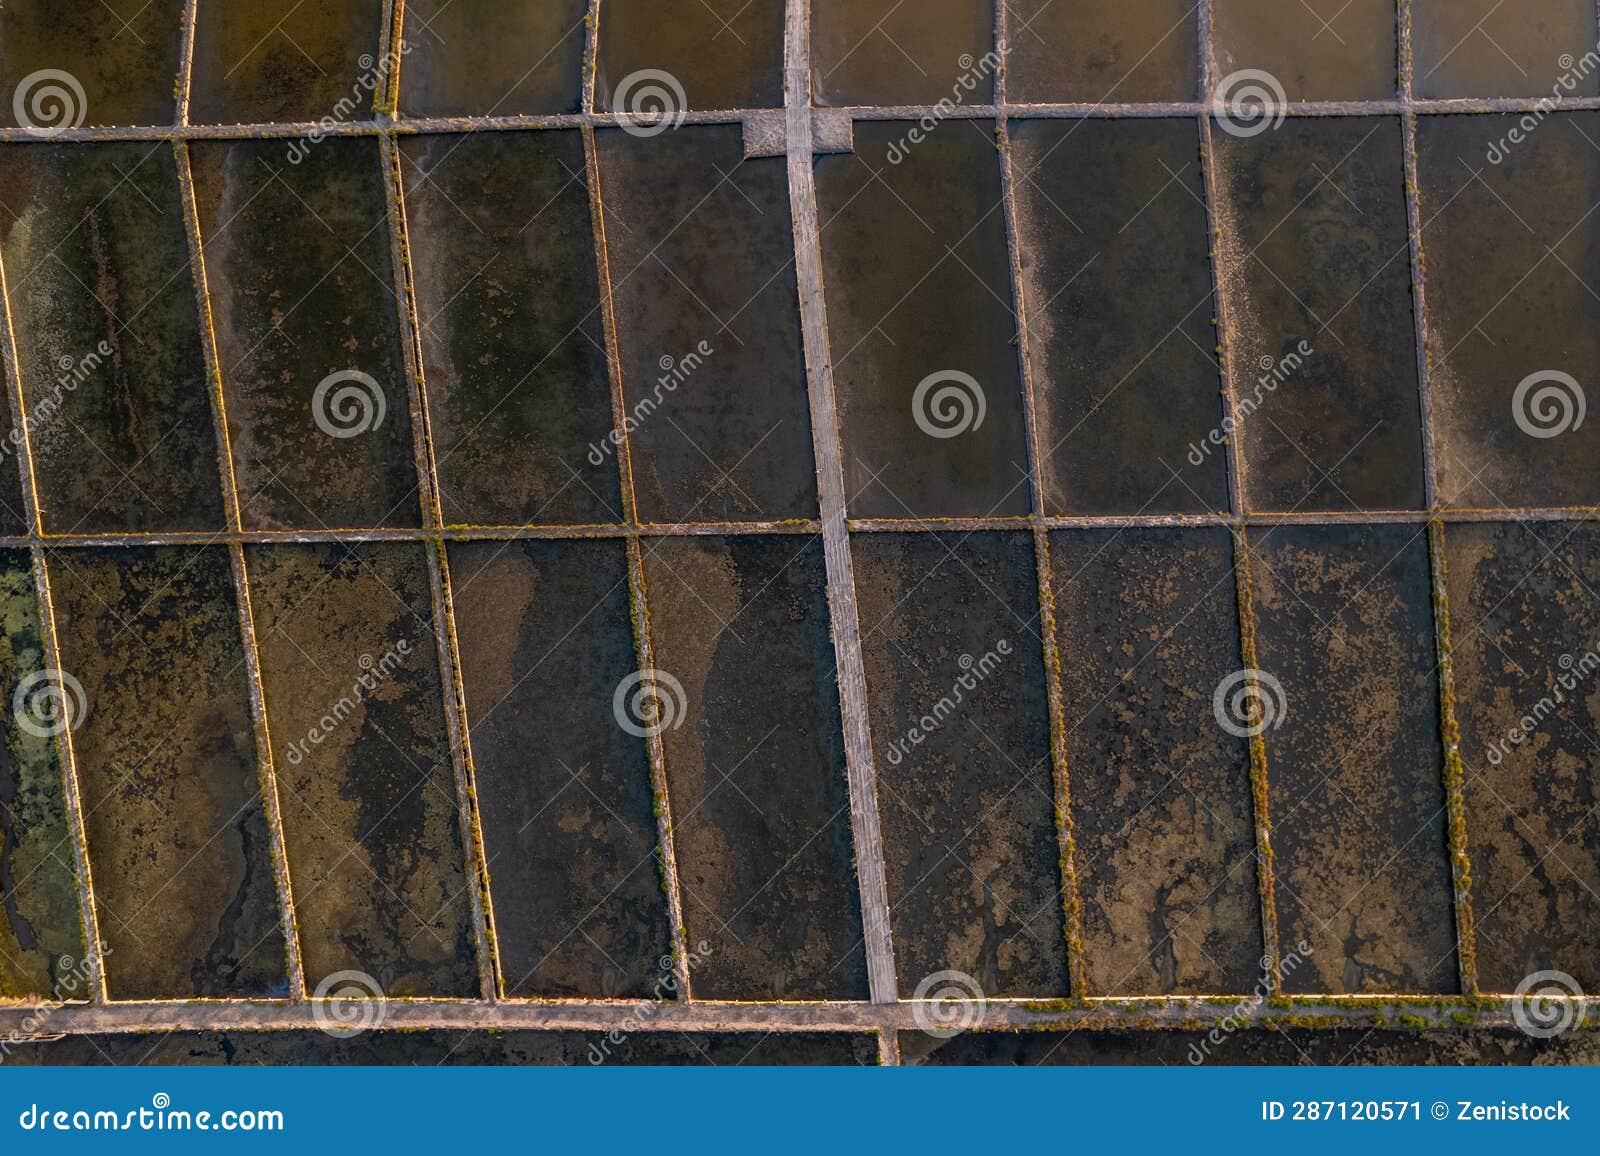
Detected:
left=448, top=539, right=670, bottom=998
left=1051, top=527, right=1260, bottom=995
left=1248, top=524, right=1457, bottom=995
left=401, top=0, right=586, bottom=117
left=190, top=0, right=385, bottom=125
left=1443, top=522, right=1600, bottom=993
left=1212, top=118, right=1424, bottom=513
left=1416, top=113, right=1600, bottom=510
left=0, top=144, right=222, bottom=533
left=190, top=139, right=420, bottom=531
left=0, top=0, right=184, bottom=128
left=1413, top=0, right=1598, bottom=99
left=643, top=534, right=867, bottom=1000
left=1213, top=0, right=1397, bottom=101
left=402, top=131, right=619, bottom=527
left=812, top=0, right=993, bottom=107
left=817, top=120, right=1030, bottom=519
left=596, top=127, right=816, bottom=524
left=854, top=531, right=1069, bottom=999
left=1011, top=118, right=1226, bottom=516
left=597, top=0, right=785, bottom=111
left=49, top=546, right=284, bottom=998
left=247, top=542, right=478, bottom=998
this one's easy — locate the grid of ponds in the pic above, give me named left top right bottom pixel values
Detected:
left=0, top=1, right=1597, bottom=1065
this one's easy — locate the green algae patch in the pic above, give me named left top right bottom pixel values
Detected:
left=0, top=552, right=83, bottom=998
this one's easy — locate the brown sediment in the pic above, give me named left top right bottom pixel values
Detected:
left=175, top=136, right=306, bottom=1000
left=380, top=125, right=499, bottom=1000
left=593, top=124, right=818, bottom=524
left=1413, top=113, right=1600, bottom=509
left=811, top=0, right=992, bottom=107
left=1442, top=522, right=1600, bottom=993
left=1248, top=523, right=1459, bottom=995
left=854, top=531, right=1070, bottom=999
left=1411, top=0, right=1598, bottom=99
left=401, top=0, right=586, bottom=118
left=446, top=539, right=670, bottom=999
left=816, top=117, right=1030, bottom=519
left=422, top=541, right=499, bottom=1001
left=187, top=137, right=420, bottom=531
left=398, top=131, right=619, bottom=527
left=1212, top=0, right=1399, bottom=101
left=992, top=47, right=1086, bottom=998
left=1052, top=528, right=1262, bottom=996
left=188, top=0, right=387, bottom=125
left=1008, top=0, right=1199, bottom=103
left=1010, top=117, right=1228, bottom=516
left=0, top=0, right=1594, bottom=1052
left=641, top=535, right=868, bottom=1001
left=0, top=143, right=224, bottom=534
left=1199, top=58, right=1283, bottom=998
left=580, top=91, right=693, bottom=995
left=0, top=0, right=185, bottom=128
left=48, top=546, right=286, bottom=999
left=595, top=0, right=785, bottom=111
left=1210, top=117, right=1427, bottom=513
left=245, top=542, right=479, bottom=998
left=0, top=221, right=106, bottom=1003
